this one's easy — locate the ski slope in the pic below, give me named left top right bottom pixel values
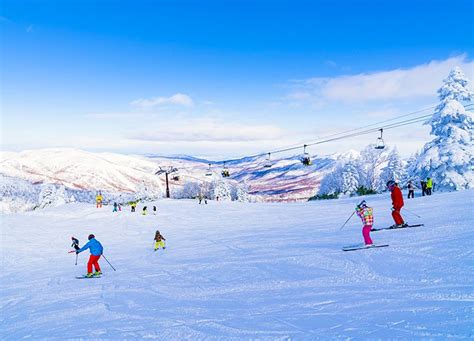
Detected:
left=1, top=190, right=473, bottom=339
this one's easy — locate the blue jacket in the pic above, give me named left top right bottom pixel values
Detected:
left=77, top=238, right=103, bottom=256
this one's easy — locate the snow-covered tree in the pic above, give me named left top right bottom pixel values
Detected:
left=231, top=183, right=251, bottom=202
left=180, top=181, right=201, bottom=199
left=341, top=160, right=360, bottom=195
left=38, top=184, right=56, bottom=208
left=413, top=67, right=474, bottom=191
left=318, top=165, right=344, bottom=195
left=357, top=145, right=386, bottom=191
left=378, top=148, right=406, bottom=191
left=211, top=179, right=232, bottom=201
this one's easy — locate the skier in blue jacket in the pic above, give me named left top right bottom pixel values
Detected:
left=76, top=234, right=103, bottom=277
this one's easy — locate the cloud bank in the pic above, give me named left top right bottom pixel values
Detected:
left=289, top=55, right=474, bottom=103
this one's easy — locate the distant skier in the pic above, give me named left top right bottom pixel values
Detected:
left=154, top=230, right=166, bottom=251
left=130, top=202, right=137, bottom=212
left=118, top=203, right=122, bottom=212
left=387, top=180, right=407, bottom=228
left=407, top=180, right=415, bottom=199
left=420, top=180, right=427, bottom=196
left=153, top=206, right=157, bottom=215
left=426, top=177, right=433, bottom=195
left=142, top=206, right=147, bottom=215
left=112, top=202, right=118, bottom=212
left=96, top=192, right=103, bottom=208
left=355, top=200, right=374, bottom=246
left=76, top=234, right=103, bottom=278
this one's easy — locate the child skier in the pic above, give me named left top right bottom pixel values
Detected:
left=76, top=234, right=103, bottom=277
left=112, top=202, right=118, bottom=212
left=355, top=200, right=374, bottom=246
left=154, top=230, right=166, bottom=251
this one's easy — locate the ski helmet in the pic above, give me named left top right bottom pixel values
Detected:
left=88, top=234, right=95, bottom=240
left=386, top=180, right=396, bottom=188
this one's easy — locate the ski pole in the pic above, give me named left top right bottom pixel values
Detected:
left=340, top=211, right=356, bottom=231
left=102, top=254, right=116, bottom=271
left=404, top=208, right=421, bottom=218
left=75, top=253, right=78, bottom=266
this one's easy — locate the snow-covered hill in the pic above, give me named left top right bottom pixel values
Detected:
left=0, top=148, right=361, bottom=209
left=1, top=190, right=472, bottom=338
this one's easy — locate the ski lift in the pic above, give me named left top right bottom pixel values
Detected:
left=205, top=163, right=213, bottom=176
left=221, top=162, right=230, bottom=177
left=300, top=145, right=311, bottom=166
left=263, top=152, right=272, bottom=168
left=375, top=128, right=385, bottom=149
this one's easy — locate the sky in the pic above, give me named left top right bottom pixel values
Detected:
left=1, top=0, right=473, bottom=159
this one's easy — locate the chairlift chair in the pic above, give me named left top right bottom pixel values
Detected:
left=221, top=162, right=230, bottom=177
left=205, top=163, right=213, bottom=176
left=301, top=145, right=311, bottom=166
left=263, top=153, right=272, bottom=168
left=375, top=128, right=385, bottom=150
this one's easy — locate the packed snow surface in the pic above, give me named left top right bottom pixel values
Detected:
left=1, top=190, right=473, bottom=339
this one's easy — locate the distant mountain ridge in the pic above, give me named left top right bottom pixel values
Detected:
left=0, top=148, right=360, bottom=202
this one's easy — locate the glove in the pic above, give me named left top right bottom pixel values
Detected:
left=76, top=250, right=80, bottom=254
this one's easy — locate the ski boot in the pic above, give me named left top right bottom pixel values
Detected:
left=86, top=272, right=94, bottom=278
left=94, top=271, right=102, bottom=276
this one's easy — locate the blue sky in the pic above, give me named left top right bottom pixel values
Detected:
left=2, top=0, right=473, bottom=158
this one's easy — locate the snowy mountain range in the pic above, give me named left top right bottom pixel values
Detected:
left=0, top=148, right=364, bottom=212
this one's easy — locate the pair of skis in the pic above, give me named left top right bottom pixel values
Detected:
left=342, top=223, right=424, bottom=251
left=76, top=275, right=102, bottom=279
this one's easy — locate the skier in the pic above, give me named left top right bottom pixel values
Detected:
left=407, top=180, right=415, bottom=199
left=76, top=234, right=103, bottom=278
left=71, top=236, right=80, bottom=251
left=96, top=192, right=103, bottom=208
left=426, top=177, right=433, bottom=195
left=420, top=180, right=426, bottom=196
left=355, top=200, right=374, bottom=246
left=154, top=230, right=166, bottom=251
left=130, top=202, right=136, bottom=212
left=153, top=206, right=157, bottom=215
left=142, top=206, right=147, bottom=215
left=387, top=180, right=407, bottom=228
left=112, top=202, right=118, bottom=212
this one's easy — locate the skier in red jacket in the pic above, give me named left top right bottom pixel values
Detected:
left=387, top=180, right=407, bottom=228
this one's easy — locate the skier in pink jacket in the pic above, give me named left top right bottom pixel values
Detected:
left=355, top=200, right=374, bottom=246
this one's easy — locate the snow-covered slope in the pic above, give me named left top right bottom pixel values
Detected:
left=1, top=190, right=473, bottom=339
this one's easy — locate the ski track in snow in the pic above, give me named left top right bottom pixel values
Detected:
left=1, top=191, right=473, bottom=339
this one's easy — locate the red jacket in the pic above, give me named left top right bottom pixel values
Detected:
left=391, top=186, right=404, bottom=209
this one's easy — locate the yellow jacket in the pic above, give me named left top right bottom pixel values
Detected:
left=426, top=178, right=433, bottom=188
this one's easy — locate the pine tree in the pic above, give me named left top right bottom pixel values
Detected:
left=414, top=67, right=473, bottom=190
left=378, top=148, right=406, bottom=191
left=341, top=160, right=360, bottom=195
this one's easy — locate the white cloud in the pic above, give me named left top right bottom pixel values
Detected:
left=129, top=118, right=285, bottom=143
left=131, top=93, right=194, bottom=109
left=289, top=55, right=474, bottom=103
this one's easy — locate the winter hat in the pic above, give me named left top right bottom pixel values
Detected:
left=88, top=234, right=95, bottom=240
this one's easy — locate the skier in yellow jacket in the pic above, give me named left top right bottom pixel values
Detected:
left=95, top=192, right=103, bottom=208
left=154, top=230, right=166, bottom=251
